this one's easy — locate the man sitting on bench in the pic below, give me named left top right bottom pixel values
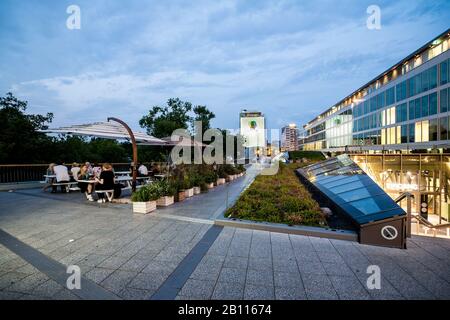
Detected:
left=52, top=162, right=71, bottom=193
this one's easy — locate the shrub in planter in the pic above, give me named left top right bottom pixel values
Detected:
left=131, top=185, right=160, bottom=214
left=190, top=174, right=202, bottom=195
left=203, top=172, right=217, bottom=188
left=200, top=181, right=209, bottom=193
left=156, top=180, right=176, bottom=207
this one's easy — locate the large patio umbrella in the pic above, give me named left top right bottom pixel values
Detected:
left=39, top=118, right=166, bottom=191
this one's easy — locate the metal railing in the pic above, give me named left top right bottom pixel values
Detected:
left=0, top=162, right=165, bottom=184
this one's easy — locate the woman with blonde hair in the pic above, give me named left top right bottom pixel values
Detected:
left=78, top=164, right=94, bottom=201
left=95, top=163, right=115, bottom=203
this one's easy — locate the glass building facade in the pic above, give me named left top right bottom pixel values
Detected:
left=301, top=29, right=450, bottom=153
left=299, top=29, right=450, bottom=238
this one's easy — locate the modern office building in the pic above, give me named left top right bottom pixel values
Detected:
left=299, top=29, right=450, bottom=238
left=239, top=110, right=266, bottom=160
left=280, top=124, right=299, bottom=151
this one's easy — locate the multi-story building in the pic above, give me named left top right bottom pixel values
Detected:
left=239, top=110, right=266, bottom=160
left=299, top=29, right=450, bottom=238
left=280, top=124, right=299, bottom=151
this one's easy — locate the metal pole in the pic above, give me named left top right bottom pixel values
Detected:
left=107, top=117, right=138, bottom=192
left=406, top=192, right=412, bottom=238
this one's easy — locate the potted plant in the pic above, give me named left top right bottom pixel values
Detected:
left=183, top=176, right=194, bottom=198
left=216, top=166, right=227, bottom=185
left=131, top=185, right=159, bottom=214
left=173, top=180, right=186, bottom=202
left=190, top=174, right=202, bottom=195
left=204, top=172, right=216, bottom=189
left=156, top=180, right=176, bottom=207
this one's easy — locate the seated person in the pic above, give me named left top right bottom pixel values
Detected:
left=138, top=163, right=149, bottom=177
left=95, top=163, right=115, bottom=203
left=70, top=162, right=80, bottom=182
left=92, top=163, right=102, bottom=178
left=77, top=164, right=94, bottom=201
left=43, top=163, right=55, bottom=192
left=52, top=162, right=70, bottom=193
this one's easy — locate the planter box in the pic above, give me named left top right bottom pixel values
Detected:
left=185, top=188, right=194, bottom=197
left=133, top=201, right=156, bottom=214
left=217, top=178, right=226, bottom=185
left=229, top=175, right=234, bottom=181
left=157, top=196, right=174, bottom=207
left=207, top=182, right=214, bottom=189
left=193, top=187, right=201, bottom=195
left=176, top=191, right=186, bottom=202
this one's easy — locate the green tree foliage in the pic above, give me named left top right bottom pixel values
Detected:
left=139, top=98, right=193, bottom=138
left=0, top=92, right=54, bottom=163
left=193, top=105, right=215, bottom=135
left=139, top=98, right=216, bottom=138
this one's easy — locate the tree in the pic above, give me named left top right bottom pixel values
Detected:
left=139, top=98, right=193, bottom=138
left=193, top=105, right=215, bottom=135
left=0, top=92, right=54, bottom=163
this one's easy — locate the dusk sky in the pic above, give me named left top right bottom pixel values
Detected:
left=1, top=0, right=449, bottom=132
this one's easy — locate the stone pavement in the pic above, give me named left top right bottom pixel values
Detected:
left=0, top=171, right=449, bottom=300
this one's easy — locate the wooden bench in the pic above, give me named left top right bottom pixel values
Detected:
left=95, top=190, right=115, bottom=202
left=50, top=182, right=79, bottom=192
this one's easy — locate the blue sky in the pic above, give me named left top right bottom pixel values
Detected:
left=1, top=0, right=449, bottom=132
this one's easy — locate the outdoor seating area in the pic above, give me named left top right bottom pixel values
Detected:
left=40, top=160, right=247, bottom=210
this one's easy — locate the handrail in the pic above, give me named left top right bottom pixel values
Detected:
left=394, top=192, right=414, bottom=237
left=412, top=214, right=450, bottom=230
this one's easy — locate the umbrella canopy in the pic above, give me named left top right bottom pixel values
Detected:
left=39, top=121, right=166, bottom=145
left=139, top=134, right=207, bottom=147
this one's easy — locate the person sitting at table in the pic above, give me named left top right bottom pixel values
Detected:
left=42, top=163, right=56, bottom=192
left=70, top=162, right=80, bottom=182
left=95, top=163, right=115, bottom=203
left=78, top=164, right=94, bottom=201
left=85, top=162, right=93, bottom=176
left=92, top=163, right=102, bottom=178
left=138, top=163, right=149, bottom=177
left=52, top=162, right=70, bottom=193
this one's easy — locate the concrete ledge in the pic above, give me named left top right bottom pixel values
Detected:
left=215, top=217, right=358, bottom=242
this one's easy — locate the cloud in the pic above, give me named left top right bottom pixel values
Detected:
left=2, top=0, right=450, bottom=131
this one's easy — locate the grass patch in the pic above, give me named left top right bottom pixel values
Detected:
left=225, top=162, right=326, bottom=227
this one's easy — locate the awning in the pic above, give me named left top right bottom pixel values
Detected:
left=39, top=121, right=166, bottom=145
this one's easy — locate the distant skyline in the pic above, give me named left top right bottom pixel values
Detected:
left=1, top=0, right=449, bottom=132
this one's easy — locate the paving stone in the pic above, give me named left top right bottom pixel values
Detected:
left=248, top=257, right=273, bottom=271
left=275, top=286, right=307, bottom=300
left=179, top=279, right=216, bottom=299
left=85, top=267, right=115, bottom=284
left=0, top=290, right=24, bottom=300
left=97, top=255, right=130, bottom=270
left=223, top=256, right=248, bottom=269
left=297, top=261, right=326, bottom=275
left=302, top=273, right=339, bottom=300
left=5, top=273, right=49, bottom=293
left=246, top=269, right=274, bottom=287
left=128, top=272, right=168, bottom=291
left=101, top=270, right=137, bottom=294
left=211, top=281, right=244, bottom=300
left=329, top=275, right=371, bottom=300
left=217, top=267, right=246, bottom=284
left=322, top=261, right=354, bottom=277
left=274, top=271, right=303, bottom=288
left=52, top=289, right=80, bottom=300
left=119, top=287, right=153, bottom=300
left=0, top=271, right=29, bottom=290
left=31, top=279, right=65, bottom=298
left=244, top=284, right=274, bottom=300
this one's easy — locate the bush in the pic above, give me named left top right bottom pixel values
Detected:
left=154, top=180, right=176, bottom=197
left=225, top=162, right=325, bottom=227
left=131, top=184, right=161, bottom=202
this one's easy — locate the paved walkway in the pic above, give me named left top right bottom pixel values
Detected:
left=0, top=170, right=449, bottom=300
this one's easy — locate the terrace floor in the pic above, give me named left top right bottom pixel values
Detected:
left=0, top=170, right=449, bottom=300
